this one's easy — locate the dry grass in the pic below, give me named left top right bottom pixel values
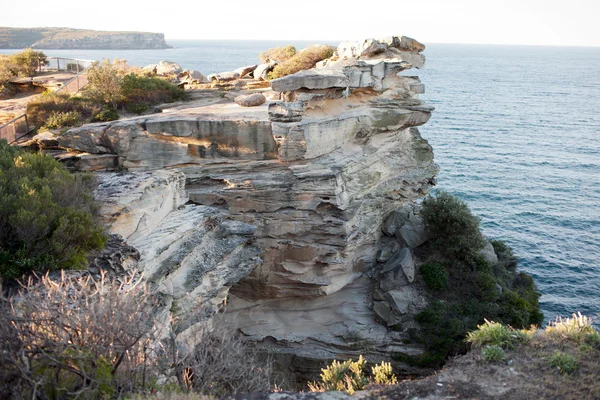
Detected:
left=268, top=45, right=335, bottom=80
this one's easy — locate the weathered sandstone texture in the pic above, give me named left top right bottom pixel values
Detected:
left=60, top=35, right=438, bottom=376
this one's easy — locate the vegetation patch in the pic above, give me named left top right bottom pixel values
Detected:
left=266, top=45, right=335, bottom=80
left=0, top=272, right=274, bottom=398
left=26, top=92, right=101, bottom=128
left=419, top=261, right=449, bottom=291
left=406, top=191, right=542, bottom=367
left=308, top=356, right=397, bottom=394
left=0, top=141, right=106, bottom=280
left=25, top=59, right=186, bottom=129
left=0, top=48, right=47, bottom=96
left=548, top=351, right=578, bottom=374
left=481, top=344, right=507, bottom=362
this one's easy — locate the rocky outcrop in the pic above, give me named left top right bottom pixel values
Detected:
left=63, top=35, right=437, bottom=377
left=94, top=170, right=262, bottom=343
left=0, top=27, right=171, bottom=49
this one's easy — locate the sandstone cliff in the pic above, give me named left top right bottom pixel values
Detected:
left=0, top=27, right=171, bottom=49
left=57, top=36, right=438, bottom=379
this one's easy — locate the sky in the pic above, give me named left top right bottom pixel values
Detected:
left=1, top=0, right=599, bottom=46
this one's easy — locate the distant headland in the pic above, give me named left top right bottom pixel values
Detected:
left=0, top=27, right=171, bottom=49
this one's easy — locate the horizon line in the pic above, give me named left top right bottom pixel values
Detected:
left=165, top=38, right=600, bottom=48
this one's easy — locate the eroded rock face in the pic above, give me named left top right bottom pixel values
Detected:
left=94, top=170, right=262, bottom=342
left=69, top=35, right=438, bottom=376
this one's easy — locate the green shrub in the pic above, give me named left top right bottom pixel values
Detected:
left=482, top=345, right=506, bottom=362
left=44, top=110, right=81, bottom=129
left=421, top=191, right=485, bottom=261
left=268, top=45, right=335, bottom=80
left=126, top=102, right=150, bottom=115
left=259, top=45, right=297, bottom=63
left=121, top=73, right=186, bottom=106
left=7, top=48, right=47, bottom=77
left=0, top=141, right=106, bottom=279
left=407, top=192, right=542, bottom=367
left=548, top=351, right=578, bottom=374
left=26, top=93, right=100, bottom=127
left=92, top=108, right=120, bottom=122
left=420, top=261, right=449, bottom=291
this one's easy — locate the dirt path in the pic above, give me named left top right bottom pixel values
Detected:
left=0, top=72, right=82, bottom=123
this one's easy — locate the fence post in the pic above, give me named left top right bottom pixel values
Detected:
left=25, top=115, right=29, bottom=134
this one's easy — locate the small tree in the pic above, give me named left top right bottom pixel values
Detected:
left=8, top=48, right=47, bottom=77
left=85, top=59, right=123, bottom=109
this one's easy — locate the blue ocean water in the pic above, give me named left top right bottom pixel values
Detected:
left=2, top=41, right=598, bottom=323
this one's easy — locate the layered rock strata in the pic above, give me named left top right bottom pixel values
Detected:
left=60, top=36, right=438, bottom=375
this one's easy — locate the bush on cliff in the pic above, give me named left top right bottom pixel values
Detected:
left=421, top=191, right=485, bottom=262
left=0, top=141, right=106, bottom=280
left=0, top=272, right=274, bottom=398
left=400, top=191, right=543, bottom=367
left=268, top=45, right=336, bottom=80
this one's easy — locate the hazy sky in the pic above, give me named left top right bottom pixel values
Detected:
left=2, top=0, right=598, bottom=46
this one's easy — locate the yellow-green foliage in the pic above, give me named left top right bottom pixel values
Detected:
left=0, top=141, right=106, bottom=279
left=546, top=312, right=599, bottom=344
left=268, top=45, right=335, bottom=80
left=371, top=361, right=397, bottom=385
left=467, top=320, right=529, bottom=348
left=259, top=45, right=296, bottom=63
left=308, top=356, right=397, bottom=394
left=44, top=110, right=81, bottom=129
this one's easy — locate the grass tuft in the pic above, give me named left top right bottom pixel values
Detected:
left=548, top=351, right=578, bottom=374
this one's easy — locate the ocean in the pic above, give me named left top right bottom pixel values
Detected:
left=2, top=40, right=599, bottom=323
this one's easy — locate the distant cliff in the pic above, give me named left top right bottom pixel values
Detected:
left=0, top=27, right=171, bottom=49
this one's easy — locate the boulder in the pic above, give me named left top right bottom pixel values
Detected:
left=207, top=71, right=240, bottom=82
left=234, top=64, right=258, bottom=78
left=397, top=212, right=430, bottom=248
left=177, top=69, right=204, bottom=84
left=142, top=64, right=157, bottom=74
left=32, top=131, right=59, bottom=148
left=156, top=60, right=183, bottom=75
left=254, top=62, right=276, bottom=81
left=234, top=93, right=266, bottom=107
left=480, top=240, right=499, bottom=265
left=382, top=248, right=415, bottom=283
left=382, top=206, right=411, bottom=236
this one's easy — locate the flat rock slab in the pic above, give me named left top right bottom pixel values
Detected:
left=270, top=69, right=349, bottom=92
